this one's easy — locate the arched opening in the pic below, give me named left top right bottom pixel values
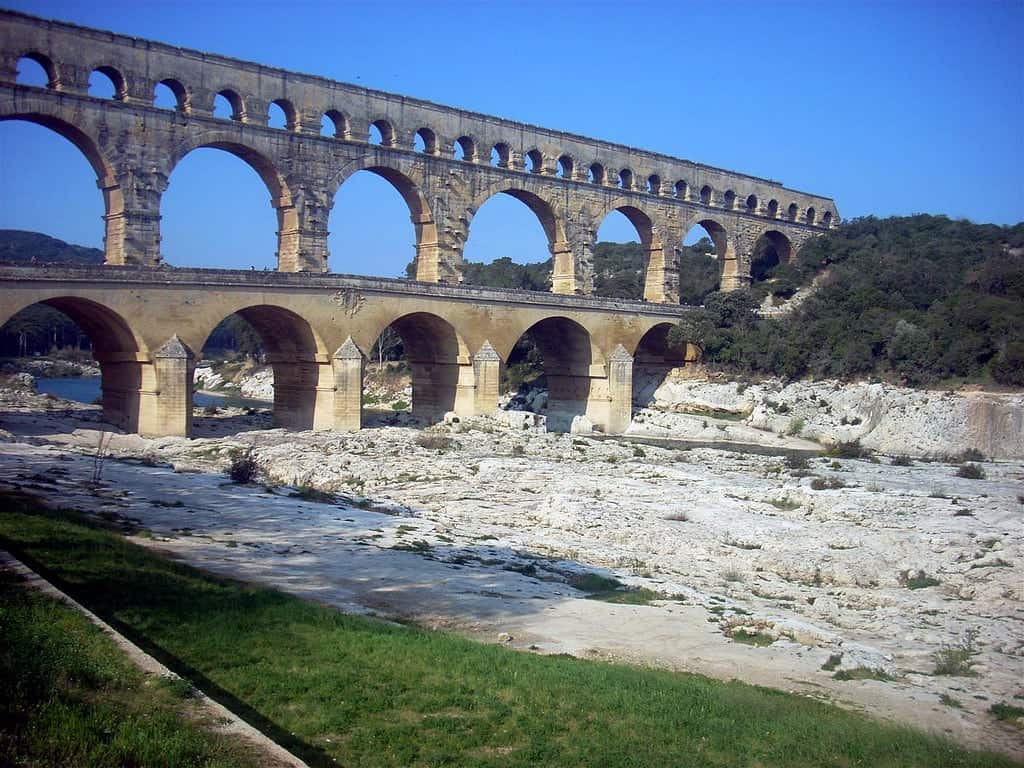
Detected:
left=214, top=90, right=244, bottom=121
left=491, top=143, right=511, bottom=168
left=268, top=99, right=296, bottom=131
left=632, top=322, right=696, bottom=409
left=414, top=127, right=437, bottom=154
left=454, top=135, right=475, bottom=162
left=88, top=66, right=126, bottom=100
left=822, top=210, right=833, bottom=228
left=556, top=155, right=574, bottom=179
left=723, top=190, right=736, bottom=209
left=588, top=163, right=605, bottom=184
left=806, top=207, right=816, bottom=226
left=618, top=168, right=633, bottom=190
left=329, top=167, right=429, bottom=279
left=787, top=202, right=799, bottom=221
left=746, top=194, right=758, bottom=213
left=699, top=185, right=713, bottom=205
left=0, top=116, right=122, bottom=264
left=461, top=191, right=556, bottom=291
left=15, top=54, right=55, bottom=88
left=195, top=306, right=328, bottom=434
left=767, top=199, right=779, bottom=218
left=369, top=119, right=396, bottom=146
left=504, top=317, right=593, bottom=433
left=525, top=149, right=543, bottom=173
left=594, top=207, right=653, bottom=300
left=154, top=78, right=188, bottom=112
left=647, top=174, right=661, bottom=195
left=750, top=230, right=794, bottom=288
left=681, top=220, right=729, bottom=304
left=162, top=144, right=291, bottom=270
left=366, top=312, right=465, bottom=425
left=674, top=180, right=688, bottom=200
left=0, top=298, right=146, bottom=432
left=321, top=110, right=348, bottom=138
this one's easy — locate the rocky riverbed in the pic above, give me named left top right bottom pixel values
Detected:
left=0, top=382, right=1022, bottom=758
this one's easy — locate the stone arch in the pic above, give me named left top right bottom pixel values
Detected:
left=469, top=187, right=570, bottom=284
left=594, top=202, right=665, bottom=301
left=647, top=174, right=661, bottom=195
left=767, top=199, right=779, bottom=218
left=213, top=88, right=246, bottom=120
left=525, top=148, right=543, bottom=173
left=367, top=311, right=470, bottom=422
left=699, top=185, right=713, bottom=205
left=822, top=210, right=833, bottom=228
left=557, top=154, right=574, bottom=179
left=269, top=98, right=298, bottom=131
left=682, top=215, right=735, bottom=290
left=723, top=190, right=736, bottom=210
left=806, top=206, right=816, bottom=226
left=491, top=142, right=511, bottom=168
left=88, top=64, right=128, bottom=100
left=502, top=315, right=599, bottom=432
left=618, top=168, right=634, bottom=190
left=0, top=108, right=125, bottom=264
left=369, top=118, right=396, bottom=146
left=327, top=159, right=438, bottom=281
left=166, top=135, right=299, bottom=270
left=196, top=303, right=331, bottom=431
left=751, top=229, right=793, bottom=282
left=154, top=77, right=189, bottom=112
left=674, top=180, right=689, bottom=200
left=1, top=295, right=149, bottom=431
left=630, top=321, right=697, bottom=409
left=787, top=202, right=799, bottom=221
left=414, top=126, right=438, bottom=154
left=588, top=162, right=605, bottom=185
left=745, top=194, right=758, bottom=213
left=454, top=135, right=477, bottom=162
left=15, top=52, right=58, bottom=88
left=322, top=109, right=350, bottom=138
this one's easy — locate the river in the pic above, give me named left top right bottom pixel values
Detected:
left=36, top=377, right=270, bottom=410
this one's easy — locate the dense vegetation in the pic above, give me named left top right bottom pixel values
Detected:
left=404, top=239, right=720, bottom=302
left=0, top=493, right=1015, bottom=768
left=673, top=215, right=1024, bottom=386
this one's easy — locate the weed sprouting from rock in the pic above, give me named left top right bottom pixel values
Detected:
left=956, top=463, right=986, bottom=480
left=932, top=628, right=980, bottom=677
left=227, top=448, right=258, bottom=484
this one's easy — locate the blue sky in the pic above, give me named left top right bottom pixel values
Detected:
left=1, top=0, right=1021, bottom=276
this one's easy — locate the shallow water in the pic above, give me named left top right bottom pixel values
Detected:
left=36, top=376, right=269, bottom=410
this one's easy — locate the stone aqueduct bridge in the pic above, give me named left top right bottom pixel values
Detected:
left=0, top=11, right=840, bottom=439
left=0, top=265, right=696, bottom=438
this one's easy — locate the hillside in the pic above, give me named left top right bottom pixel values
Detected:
left=674, top=215, right=1024, bottom=387
left=0, top=229, right=104, bottom=265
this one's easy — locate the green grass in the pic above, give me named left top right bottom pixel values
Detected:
left=0, top=569, right=260, bottom=767
left=729, top=630, right=775, bottom=647
left=0, top=492, right=1017, bottom=768
left=833, top=667, right=896, bottom=682
left=989, top=703, right=1024, bottom=726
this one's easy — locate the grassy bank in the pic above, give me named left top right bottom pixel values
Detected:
left=0, top=491, right=1017, bottom=768
left=0, top=566, right=261, bottom=767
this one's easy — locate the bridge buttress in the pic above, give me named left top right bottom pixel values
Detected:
left=332, top=338, right=365, bottom=431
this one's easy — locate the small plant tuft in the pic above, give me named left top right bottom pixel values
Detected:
left=821, top=653, right=843, bottom=671
left=891, top=454, right=912, bottom=466
left=825, top=441, right=871, bottom=460
left=956, top=463, right=986, bottom=480
left=932, top=628, right=979, bottom=677
left=988, top=702, right=1024, bottom=725
left=833, top=667, right=894, bottom=682
left=227, top=448, right=258, bottom=484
